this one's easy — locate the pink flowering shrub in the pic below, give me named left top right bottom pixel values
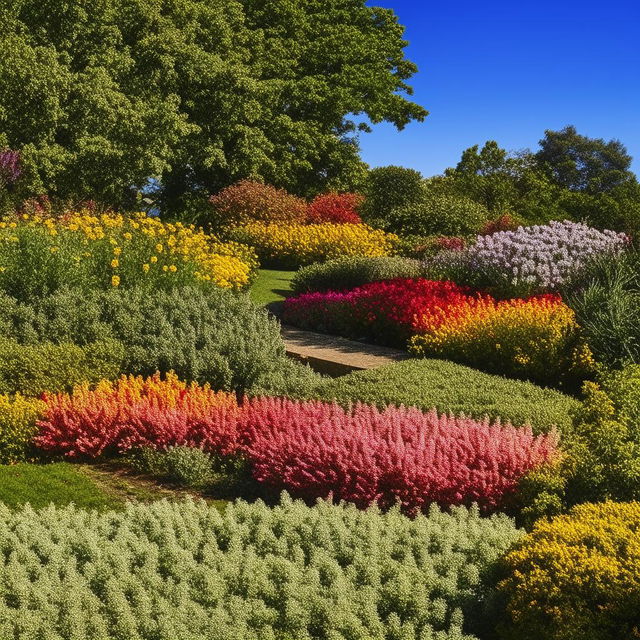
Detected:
left=239, top=397, right=558, bottom=513
left=36, top=373, right=239, bottom=458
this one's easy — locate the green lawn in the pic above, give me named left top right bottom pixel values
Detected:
left=0, top=462, right=229, bottom=511
left=250, top=269, right=296, bottom=306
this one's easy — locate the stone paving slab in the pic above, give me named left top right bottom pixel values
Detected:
left=281, top=325, right=410, bottom=377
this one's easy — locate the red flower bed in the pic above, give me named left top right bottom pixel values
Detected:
left=306, top=192, right=364, bottom=224
left=282, top=278, right=485, bottom=346
left=239, top=397, right=557, bottom=513
left=36, top=374, right=239, bottom=458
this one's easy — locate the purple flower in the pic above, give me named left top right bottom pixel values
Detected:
left=0, top=149, right=21, bottom=185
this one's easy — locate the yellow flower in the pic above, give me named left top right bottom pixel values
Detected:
left=150, top=256, right=158, bottom=263
left=156, top=243, right=164, bottom=253
left=162, top=265, right=168, bottom=272
left=111, top=275, right=120, bottom=287
left=123, top=232, right=133, bottom=240
left=111, top=259, right=119, bottom=268
left=142, top=263, right=150, bottom=273
left=169, top=264, right=177, bottom=272
left=113, top=247, right=122, bottom=256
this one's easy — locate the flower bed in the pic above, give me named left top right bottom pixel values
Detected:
left=283, top=278, right=593, bottom=385
left=0, top=211, right=257, bottom=299
left=227, top=221, right=397, bottom=268
left=426, top=220, right=629, bottom=297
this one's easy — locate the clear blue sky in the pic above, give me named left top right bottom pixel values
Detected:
left=359, top=0, right=640, bottom=178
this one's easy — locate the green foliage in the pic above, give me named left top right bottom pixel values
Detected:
left=360, top=165, right=425, bottom=226
left=386, top=193, right=491, bottom=236
left=1, top=0, right=426, bottom=210
left=291, top=255, right=423, bottom=294
left=161, top=446, right=215, bottom=488
left=0, top=497, right=521, bottom=639
left=563, top=250, right=640, bottom=367
left=0, top=463, right=122, bottom=511
left=536, top=125, right=637, bottom=193
left=0, top=287, right=298, bottom=395
left=302, top=358, right=579, bottom=434
left=0, top=338, right=124, bottom=396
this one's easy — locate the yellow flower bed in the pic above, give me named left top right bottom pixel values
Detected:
left=229, top=222, right=398, bottom=268
left=0, top=212, right=258, bottom=295
left=498, top=501, right=640, bottom=640
left=0, top=393, right=45, bottom=463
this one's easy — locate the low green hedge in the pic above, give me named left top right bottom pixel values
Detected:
left=0, top=497, right=521, bottom=639
left=291, top=255, right=423, bottom=294
left=304, top=358, right=579, bottom=434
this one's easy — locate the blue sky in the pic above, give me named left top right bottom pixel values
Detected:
left=359, top=0, right=640, bottom=177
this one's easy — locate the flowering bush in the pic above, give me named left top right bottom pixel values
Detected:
left=0, top=498, right=522, bottom=640
left=306, top=192, right=364, bottom=224
left=228, top=221, right=398, bottom=268
left=0, top=393, right=45, bottom=463
left=36, top=373, right=239, bottom=458
left=479, top=214, right=522, bottom=236
left=283, top=278, right=473, bottom=346
left=240, top=397, right=557, bottom=513
left=0, top=211, right=257, bottom=300
left=0, top=149, right=21, bottom=186
left=208, top=179, right=308, bottom=227
left=409, top=293, right=595, bottom=387
left=427, top=220, right=629, bottom=297
left=498, top=501, right=640, bottom=640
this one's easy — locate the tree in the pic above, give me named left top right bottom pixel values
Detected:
left=0, top=0, right=427, bottom=211
left=536, top=125, right=636, bottom=193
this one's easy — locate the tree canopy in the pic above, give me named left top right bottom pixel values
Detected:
left=0, top=0, right=427, bottom=211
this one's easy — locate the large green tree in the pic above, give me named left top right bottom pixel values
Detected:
left=0, top=0, right=426, bottom=211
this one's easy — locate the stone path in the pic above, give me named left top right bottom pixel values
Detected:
left=281, top=325, right=409, bottom=376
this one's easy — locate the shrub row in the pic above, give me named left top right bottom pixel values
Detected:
left=227, top=222, right=397, bottom=268
left=36, top=375, right=557, bottom=514
left=0, top=394, right=44, bottom=464
left=291, top=255, right=423, bottom=294
left=0, top=286, right=316, bottom=396
left=0, top=498, right=522, bottom=640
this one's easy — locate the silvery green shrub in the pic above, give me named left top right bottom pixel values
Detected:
left=425, top=220, right=628, bottom=297
left=0, top=497, right=521, bottom=639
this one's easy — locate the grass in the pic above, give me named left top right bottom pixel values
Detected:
left=0, top=462, right=230, bottom=511
left=250, top=269, right=296, bottom=306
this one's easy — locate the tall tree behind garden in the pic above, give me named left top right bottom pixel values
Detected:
left=0, top=0, right=426, bottom=211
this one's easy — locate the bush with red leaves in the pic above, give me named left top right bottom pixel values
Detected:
left=306, top=192, right=364, bottom=224
left=480, top=214, right=522, bottom=236
left=239, top=396, right=558, bottom=513
left=208, top=179, right=308, bottom=227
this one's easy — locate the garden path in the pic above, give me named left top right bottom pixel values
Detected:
left=281, top=325, right=409, bottom=376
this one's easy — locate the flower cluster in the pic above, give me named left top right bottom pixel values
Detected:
left=240, top=397, right=557, bottom=513
left=283, top=278, right=475, bottom=346
left=0, top=211, right=257, bottom=298
left=498, top=501, right=640, bottom=640
left=306, top=192, right=364, bottom=224
left=36, top=373, right=239, bottom=458
left=0, top=149, right=21, bottom=185
left=410, top=293, right=595, bottom=385
left=429, top=220, right=629, bottom=296
left=228, top=222, right=398, bottom=268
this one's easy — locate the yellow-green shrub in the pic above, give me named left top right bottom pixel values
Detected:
left=498, top=501, right=640, bottom=640
left=0, top=394, right=45, bottom=463
left=228, top=222, right=398, bottom=268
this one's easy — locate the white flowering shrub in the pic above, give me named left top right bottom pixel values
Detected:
left=0, top=497, right=521, bottom=639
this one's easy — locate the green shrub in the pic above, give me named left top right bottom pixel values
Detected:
left=0, top=338, right=125, bottom=396
left=0, top=287, right=297, bottom=395
left=302, top=358, right=579, bottom=434
left=386, top=194, right=491, bottom=236
left=0, top=497, right=522, bottom=639
left=291, top=255, right=423, bottom=294
left=0, top=394, right=45, bottom=463
left=497, top=501, right=640, bottom=640
left=162, top=446, right=214, bottom=487
left=361, top=165, right=426, bottom=228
